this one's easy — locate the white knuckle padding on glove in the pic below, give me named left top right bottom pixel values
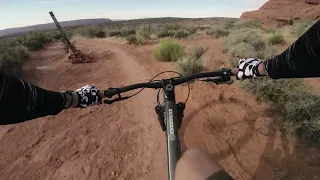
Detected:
left=75, top=85, right=101, bottom=108
left=236, top=58, right=263, bottom=80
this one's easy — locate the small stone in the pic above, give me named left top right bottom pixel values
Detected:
left=111, top=171, right=116, bottom=176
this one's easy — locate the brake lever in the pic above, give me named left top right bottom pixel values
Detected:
left=200, top=76, right=234, bottom=85
left=103, top=87, right=130, bottom=104
left=104, top=96, right=130, bottom=104
left=215, top=79, right=234, bottom=85
left=200, top=78, right=234, bottom=85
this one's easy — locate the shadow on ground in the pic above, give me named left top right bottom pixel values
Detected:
left=181, top=97, right=320, bottom=180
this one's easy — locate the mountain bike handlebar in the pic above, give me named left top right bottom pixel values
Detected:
left=99, top=68, right=239, bottom=180
left=101, top=68, right=238, bottom=104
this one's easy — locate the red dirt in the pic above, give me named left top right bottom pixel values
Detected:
left=241, top=0, right=320, bottom=25
left=1, top=38, right=320, bottom=180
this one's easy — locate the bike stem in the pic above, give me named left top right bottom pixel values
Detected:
left=163, top=82, right=182, bottom=180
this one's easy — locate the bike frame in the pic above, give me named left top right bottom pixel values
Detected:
left=163, top=83, right=181, bottom=180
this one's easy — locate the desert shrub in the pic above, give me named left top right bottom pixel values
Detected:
left=258, top=45, right=277, bottom=60
left=224, top=20, right=236, bottom=29
left=174, top=30, right=189, bottom=39
left=265, top=28, right=276, bottom=34
left=150, top=24, right=165, bottom=34
left=67, top=28, right=84, bottom=37
left=178, top=55, right=204, bottom=76
left=207, top=27, right=229, bottom=38
left=199, top=26, right=211, bottom=30
left=190, top=47, right=208, bottom=59
left=157, top=30, right=175, bottom=38
left=184, top=25, right=197, bottom=34
left=228, top=42, right=258, bottom=58
left=0, top=45, right=29, bottom=76
left=178, top=47, right=206, bottom=76
left=120, top=27, right=136, bottom=37
left=79, top=27, right=106, bottom=38
left=225, top=29, right=275, bottom=66
left=70, top=27, right=106, bottom=38
left=126, top=35, right=145, bottom=45
left=137, top=26, right=151, bottom=40
left=136, top=36, right=145, bottom=45
left=223, top=29, right=265, bottom=52
left=126, top=35, right=137, bottom=45
left=243, top=77, right=320, bottom=143
left=153, top=38, right=185, bottom=62
left=268, top=33, right=285, bottom=45
left=165, top=24, right=180, bottom=31
left=234, top=20, right=261, bottom=29
left=293, top=20, right=314, bottom=37
left=177, top=47, right=206, bottom=76
left=92, top=29, right=106, bottom=38
left=44, top=31, right=62, bottom=41
left=20, top=32, right=53, bottom=50
left=108, top=29, right=121, bottom=37
left=0, top=37, right=21, bottom=54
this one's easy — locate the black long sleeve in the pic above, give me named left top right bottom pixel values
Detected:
left=265, top=19, right=320, bottom=79
left=0, top=72, right=66, bottom=125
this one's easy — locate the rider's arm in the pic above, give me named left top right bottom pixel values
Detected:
left=237, top=19, right=320, bottom=80
left=0, top=72, right=100, bottom=125
left=262, top=19, right=320, bottom=79
left=0, top=72, right=68, bottom=124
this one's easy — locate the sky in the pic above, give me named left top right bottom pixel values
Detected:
left=0, top=0, right=268, bottom=30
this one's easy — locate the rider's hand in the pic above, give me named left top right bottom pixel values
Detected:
left=236, top=58, right=265, bottom=80
left=74, top=85, right=101, bottom=108
left=63, top=85, right=101, bottom=108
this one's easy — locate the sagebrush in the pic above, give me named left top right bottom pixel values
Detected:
left=178, top=47, right=206, bottom=76
left=268, top=33, right=285, bottom=45
left=19, top=32, right=53, bottom=50
left=243, top=78, right=320, bottom=143
left=293, top=20, right=314, bottom=37
left=0, top=45, right=29, bottom=76
left=157, top=30, right=175, bottom=38
left=126, top=35, right=145, bottom=45
left=174, top=30, right=189, bottom=39
left=223, top=29, right=265, bottom=52
left=153, top=38, right=184, bottom=62
left=207, top=27, right=229, bottom=38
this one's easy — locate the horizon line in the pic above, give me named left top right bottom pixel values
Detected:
left=0, top=16, right=240, bottom=31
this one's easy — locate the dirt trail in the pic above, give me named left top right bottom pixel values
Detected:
left=0, top=37, right=320, bottom=180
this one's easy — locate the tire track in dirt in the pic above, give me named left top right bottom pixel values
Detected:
left=102, top=42, right=168, bottom=180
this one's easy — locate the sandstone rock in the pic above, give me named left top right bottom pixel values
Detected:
left=240, top=0, right=320, bottom=25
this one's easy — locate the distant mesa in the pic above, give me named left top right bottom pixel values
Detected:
left=0, top=18, right=112, bottom=38
left=240, top=0, right=320, bottom=25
